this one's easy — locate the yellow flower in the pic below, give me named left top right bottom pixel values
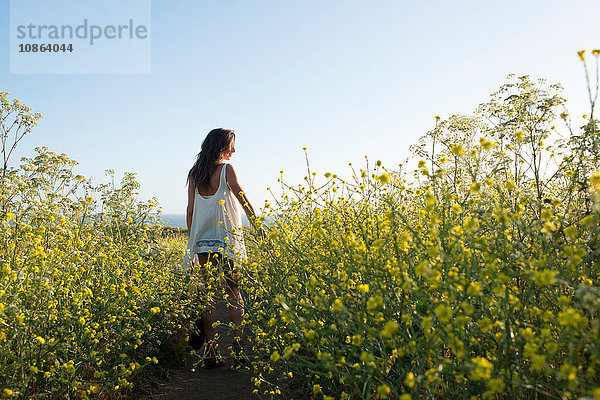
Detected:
left=479, top=137, right=494, bottom=151
left=421, top=317, right=433, bottom=331
left=487, top=377, right=505, bottom=393
left=357, top=284, right=370, bottom=293
left=541, top=209, right=553, bottom=221
left=541, top=221, right=556, bottom=234
left=469, top=281, right=483, bottom=295
left=464, top=217, right=479, bottom=232
left=434, top=305, right=452, bottom=323
left=381, top=320, right=399, bottom=338
left=377, top=384, right=391, bottom=398
left=35, top=336, right=46, bottom=345
left=558, top=308, right=586, bottom=328
left=450, top=225, right=464, bottom=237
left=533, top=270, right=557, bottom=286
left=372, top=239, right=385, bottom=249
left=460, top=301, right=473, bottom=315
left=360, top=351, right=374, bottom=362
left=515, top=131, right=525, bottom=141
left=270, top=351, right=280, bottom=362
left=520, top=327, right=534, bottom=341
left=450, top=144, right=464, bottom=156
left=564, top=225, right=578, bottom=239
left=313, top=384, right=321, bottom=394
left=332, top=298, right=344, bottom=312
left=478, top=317, right=493, bottom=333
left=367, top=295, right=383, bottom=310
left=378, top=174, right=390, bottom=184
left=424, top=191, right=435, bottom=209
left=559, top=363, right=577, bottom=380
left=531, top=354, right=546, bottom=371
left=577, top=49, right=586, bottom=61
left=470, top=357, right=493, bottom=380
left=404, top=372, right=415, bottom=388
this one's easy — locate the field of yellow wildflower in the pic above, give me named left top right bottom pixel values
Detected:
left=2, top=51, right=600, bottom=400
left=0, top=92, right=200, bottom=398
left=242, top=55, right=600, bottom=399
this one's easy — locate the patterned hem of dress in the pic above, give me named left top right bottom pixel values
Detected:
left=195, top=239, right=227, bottom=249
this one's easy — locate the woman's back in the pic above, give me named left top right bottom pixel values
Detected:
left=183, top=162, right=246, bottom=268
left=196, top=164, right=226, bottom=197
left=183, top=128, right=257, bottom=271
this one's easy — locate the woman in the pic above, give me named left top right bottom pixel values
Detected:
left=182, top=128, right=257, bottom=369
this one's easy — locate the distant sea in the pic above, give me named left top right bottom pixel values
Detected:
left=149, top=213, right=250, bottom=228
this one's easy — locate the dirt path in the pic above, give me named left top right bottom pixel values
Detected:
left=145, top=301, right=257, bottom=400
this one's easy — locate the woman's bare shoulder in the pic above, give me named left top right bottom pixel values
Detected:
left=224, top=163, right=239, bottom=175
left=225, top=163, right=243, bottom=189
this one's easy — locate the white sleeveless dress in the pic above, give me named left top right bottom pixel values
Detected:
left=181, top=163, right=247, bottom=270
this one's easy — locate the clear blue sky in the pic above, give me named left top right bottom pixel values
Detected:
left=1, top=0, right=599, bottom=214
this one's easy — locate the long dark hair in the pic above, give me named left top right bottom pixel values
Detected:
left=188, top=128, right=235, bottom=192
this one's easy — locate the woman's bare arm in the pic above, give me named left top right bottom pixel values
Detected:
left=225, top=164, right=257, bottom=223
left=186, top=177, right=195, bottom=232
